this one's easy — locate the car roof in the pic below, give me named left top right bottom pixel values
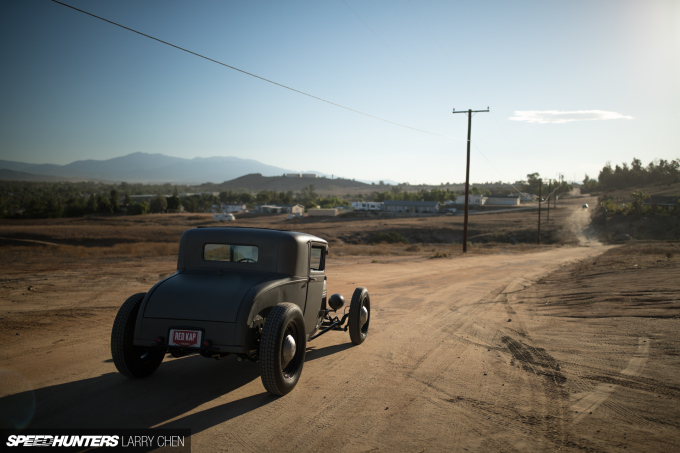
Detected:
left=177, top=227, right=328, bottom=276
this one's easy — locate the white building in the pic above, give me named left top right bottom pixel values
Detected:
left=285, top=173, right=318, bottom=178
left=254, top=205, right=284, bottom=214
left=454, top=194, right=487, bottom=206
left=220, top=202, right=246, bottom=213
left=351, top=201, right=384, bottom=211
left=485, top=195, right=521, bottom=206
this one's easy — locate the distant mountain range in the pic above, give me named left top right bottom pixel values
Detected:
left=0, top=152, right=299, bottom=184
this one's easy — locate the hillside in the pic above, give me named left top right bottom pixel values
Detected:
left=583, top=181, right=680, bottom=242
left=196, top=174, right=513, bottom=196
left=0, top=169, right=68, bottom=182
left=197, top=174, right=375, bottom=195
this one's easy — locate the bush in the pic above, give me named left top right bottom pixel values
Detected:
left=366, top=232, right=409, bottom=244
left=128, top=202, right=149, bottom=215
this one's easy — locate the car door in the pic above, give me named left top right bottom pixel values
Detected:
left=304, top=242, right=327, bottom=334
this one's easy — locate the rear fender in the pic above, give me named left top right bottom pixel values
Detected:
left=236, top=278, right=308, bottom=348
left=133, top=272, right=179, bottom=340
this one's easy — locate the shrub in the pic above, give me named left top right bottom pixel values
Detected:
left=127, top=202, right=149, bottom=215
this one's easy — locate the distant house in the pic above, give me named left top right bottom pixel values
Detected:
left=284, top=173, right=318, bottom=178
left=351, top=201, right=384, bottom=211
left=130, top=194, right=157, bottom=204
left=382, top=200, right=440, bottom=214
left=281, top=204, right=305, bottom=215
left=254, top=204, right=284, bottom=214
left=308, top=208, right=338, bottom=216
left=510, top=192, right=535, bottom=202
left=454, top=194, right=487, bottom=206
left=220, top=202, right=246, bottom=213
left=485, top=195, right=521, bottom=206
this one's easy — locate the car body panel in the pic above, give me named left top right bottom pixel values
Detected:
left=142, top=271, right=272, bottom=323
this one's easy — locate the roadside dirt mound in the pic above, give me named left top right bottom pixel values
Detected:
left=511, top=241, right=680, bottom=450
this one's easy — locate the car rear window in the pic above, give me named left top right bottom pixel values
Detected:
left=204, top=244, right=259, bottom=263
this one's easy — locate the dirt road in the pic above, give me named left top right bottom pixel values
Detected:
left=6, top=239, right=679, bottom=451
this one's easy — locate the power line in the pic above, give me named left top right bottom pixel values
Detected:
left=51, top=0, right=461, bottom=140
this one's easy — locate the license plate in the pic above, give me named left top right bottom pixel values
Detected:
left=169, top=329, right=202, bottom=348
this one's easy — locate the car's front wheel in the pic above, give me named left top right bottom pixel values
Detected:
left=259, top=303, right=306, bottom=395
left=111, top=293, right=164, bottom=378
left=349, top=287, right=370, bottom=345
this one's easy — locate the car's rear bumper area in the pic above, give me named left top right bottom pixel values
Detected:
left=133, top=318, right=250, bottom=354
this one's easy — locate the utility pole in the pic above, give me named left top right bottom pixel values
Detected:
left=556, top=174, right=562, bottom=208
left=452, top=107, right=489, bottom=253
left=537, top=179, right=542, bottom=245
left=546, top=179, right=551, bottom=221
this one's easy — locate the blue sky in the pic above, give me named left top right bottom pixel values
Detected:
left=1, top=0, right=678, bottom=185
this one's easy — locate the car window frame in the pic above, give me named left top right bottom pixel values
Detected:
left=309, top=242, right=326, bottom=274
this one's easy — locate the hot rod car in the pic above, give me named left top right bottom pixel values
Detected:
left=111, top=227, right=370, bottom=395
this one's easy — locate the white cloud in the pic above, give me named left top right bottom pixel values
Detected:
left=509, top=110, right=634, bottom=124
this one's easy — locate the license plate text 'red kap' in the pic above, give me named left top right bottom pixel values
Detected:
left=170, top=329, right=200, bottom=347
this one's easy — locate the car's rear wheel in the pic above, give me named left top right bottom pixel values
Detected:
left=111, top=293, right=164, bottom=378
left=260, top=303, right=306, bottom=395
left=349, top=287, right=370, bottom=345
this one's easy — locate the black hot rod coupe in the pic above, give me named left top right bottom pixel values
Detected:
left=111, top=227, right=370, bottom=395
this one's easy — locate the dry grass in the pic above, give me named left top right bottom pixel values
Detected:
left=62, top=242, right=179, bottom=258
left=1, top=242, right=179, bottom=259
left=331, top=241, right=553, bottom=258
left=605, top=241, right=680, bottom=257
left=332, top=243, right=416, bottom=257
left=430, top=250, right=449, bottom=259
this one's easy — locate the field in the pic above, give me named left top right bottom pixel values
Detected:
left=1, top=195, right=679, bottom=451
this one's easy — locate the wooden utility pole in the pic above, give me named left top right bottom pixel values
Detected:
left=547, top=179, right=551, bottom=221
left=537, top=179, right=542, bottom=244
left=452, top=107, right=489, bottom=253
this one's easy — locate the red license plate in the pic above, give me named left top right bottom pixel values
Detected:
left=169, top=329, right=202, bottom=348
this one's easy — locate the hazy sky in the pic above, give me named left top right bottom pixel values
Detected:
left=1, top=0, right=678, bottom=185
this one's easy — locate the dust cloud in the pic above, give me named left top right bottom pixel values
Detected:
left=567, top=205, right=600, bottom=246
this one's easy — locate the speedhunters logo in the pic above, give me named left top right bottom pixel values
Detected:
left=1, top=430, right=190, bottom=451
left=6, top=435, right=119, bottom=447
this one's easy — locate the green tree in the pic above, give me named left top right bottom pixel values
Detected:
left=523, top=173, right=542, bottom=195
left=150, top=194, right=168, bottom=213
left=167, top=188, right=182, bottom=211
left=109, top=189, right=120, bottom=213
left=97, top=194, right=113, bottom=214
left=582, top=175, right=599, bottom=193
left=631, top=190, right=647, bottom=215
left=180, top=196, right=198, bottom=213
left=128, top=202, right=149, bottom=215
left=87, top=194, right=97, bottom=214
left=300, top=184, right=318, bottom=203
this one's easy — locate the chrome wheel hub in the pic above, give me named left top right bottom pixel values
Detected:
left=360, top=306, right=369, bottom=327
left=282, top=334, right=296, bottom=365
